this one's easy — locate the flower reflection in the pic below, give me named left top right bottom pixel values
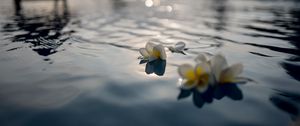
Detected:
left=178, top=83, right=242, bottom=108
left=145, top=59, right=166, bottom=76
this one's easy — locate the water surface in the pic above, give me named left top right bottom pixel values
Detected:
left=0, top=0, right=300, bottom=126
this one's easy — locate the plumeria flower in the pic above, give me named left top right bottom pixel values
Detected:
left=178, top=53, right=251, bottom=92
left=209, top=54, right=248, bottom=85
left=177, top=62, right=211, bottom=93
left=168, top=42, right=186, bottom=55
left=139, top=42, right=167, bottom=61
left=177, top=53, right=250, bottom=108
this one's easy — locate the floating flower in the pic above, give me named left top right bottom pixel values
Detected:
left=209, top=54, right=246, bottom=85
left=177, top=62, right=211, bottom=93
left=177, top=53, right=248, bottom=108
left=178, top=53, right=250, bottom=93
left=168, top=41, right=186, bottom=54
left=139, top=42, right=167, bottom=61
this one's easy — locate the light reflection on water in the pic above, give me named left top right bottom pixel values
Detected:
left=0, top=0, right=299, bottom=126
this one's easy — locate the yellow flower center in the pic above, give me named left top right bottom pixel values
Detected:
left=152, top=49, right=161, bottom=58
left=185, top=69, right=196, bottom=81
left=197, top=73, right=209, bottom=87
left=183, top=66, right=209, bottom=88
left=195, top=66, right=203, bottom=76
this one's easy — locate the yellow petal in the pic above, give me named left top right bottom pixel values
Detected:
left=153, top=44, right=167, bottom=60
left=178, top=64, right=196, bottom=81
left=152, top=49, right=161, bottom=58
left=195, top=62, right=210, bottom=77
left=198, top=73, right=210, bottom=85
left=220, top=63, right=243, bottom=83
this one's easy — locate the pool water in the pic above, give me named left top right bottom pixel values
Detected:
left=0, top=0, right=299, bottom=126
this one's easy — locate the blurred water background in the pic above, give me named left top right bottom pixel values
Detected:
left=0, top=0, right=300, bottom=126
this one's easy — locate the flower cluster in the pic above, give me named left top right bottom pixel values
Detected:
left=138, top=42, right=250, bottom=92
left=178, top=53, right=248, bottom=93
left=138, top=41, right=251, bottom=108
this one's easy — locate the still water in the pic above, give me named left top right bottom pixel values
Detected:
left=0, top=0, right=299, bottom=125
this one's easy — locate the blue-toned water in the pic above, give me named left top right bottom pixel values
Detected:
left=0, top=0, right=299, bottom=126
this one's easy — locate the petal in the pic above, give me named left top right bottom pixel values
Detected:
left=152, top=47, right=161, bottom=58
left=196, top=84, right=209, bottom=93
left=153, top=44, right=167, bottom=60
left=210, top=54, right=228, bottom=80
left=220, top=63, right=243, bottom=83
left=139, top=48, right=150, bottom=58
left=198, top=73, right=211, bottom=87
left=168, top=46, right=176, bottom=52
left=181, top=80, right=197, bottom=89
left=178, top=64, right=196, bottom=80
left=195, top=53, right=208, bottom=63
left=195, top=62, right=210, bottom=76
left=146, top=42, right=156, bottom=54
left=174, top=41, right=186, bottom=51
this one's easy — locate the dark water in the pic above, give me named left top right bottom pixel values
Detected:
left=0, top=0, right=299, bottom=126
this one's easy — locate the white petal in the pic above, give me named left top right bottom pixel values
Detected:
left=180, top=80, right=197, bottom=89
left=195, top=63, right=213, bottom=86
left=153, top=44, right=167, bottom=60
left=178, top=64, right=195, bottom=79
left=174, top=41, right=186, bottom=51
left=195, top=53, right=208, bottom=63
left=220, top=63, right=243, bottom=83
left=139, top=48, right=149, bottom=58
left=210, top=54, right=228, bottom=80
left=196, top=85, right=208, bottom=93
left=208, top=75, right=217, bottom=86
left=195, top=62, right=210, bottom=76
left=145, top=42, right=156, bottom=54
left=168, top=46, right=176, bottom=52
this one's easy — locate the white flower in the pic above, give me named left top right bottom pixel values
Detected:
left=139, top=42, right=167, bottom=61
left=177, top=53, right=249, bottom=93
left=209, top=54, right=245, bottom=84
left=168, top=41, right=186, bottom=54
left=177, top=62, right=211, bottom=93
